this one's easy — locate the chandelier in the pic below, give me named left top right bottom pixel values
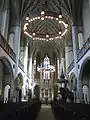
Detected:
left=23, top=11, right=68, bottom=41
left=37, top=64, right=55, bottom=72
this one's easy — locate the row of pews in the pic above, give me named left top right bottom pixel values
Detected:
left=51, top=101, right=90, bottom=120
left=0, top=99, right=41, bottom=120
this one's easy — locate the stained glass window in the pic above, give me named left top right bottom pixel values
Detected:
left=43, top=55, right=50, bottom=80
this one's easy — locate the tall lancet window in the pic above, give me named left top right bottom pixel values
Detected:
left=43, top=55, right=50, bottom=80
left=57, top=58, right=60, bottom=79
left=34, top=58, right=36, bottom=72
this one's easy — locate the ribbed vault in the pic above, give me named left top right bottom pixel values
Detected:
left=0, top=0, right=82, bottom=59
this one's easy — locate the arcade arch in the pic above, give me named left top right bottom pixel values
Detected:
left=79, top=57, right=90, bottom=103
left=15, top=73, right=23, bottom=102
left=70, top=72, right=77, bottom=102
left=0, top=57, right=14, bottom=102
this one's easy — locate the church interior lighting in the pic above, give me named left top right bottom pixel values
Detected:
left=23, top=11, right=68, bottom=41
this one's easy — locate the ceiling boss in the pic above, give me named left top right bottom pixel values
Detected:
left=23, top=10, right=68, bottom=41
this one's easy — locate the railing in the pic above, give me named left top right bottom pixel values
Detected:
left=67, top=60, right=74, bottom=73
left=67, top=36, right=90, bottom=73
left=0, top=34, right=25, bottom=71
left=77, top=36, right=90, bottom=61
left=0, top=33, right=16, bottom=61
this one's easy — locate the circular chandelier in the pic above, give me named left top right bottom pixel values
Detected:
left=23, top=11, right=68, bottom=41
left=37, top=64, right=55, bottom=72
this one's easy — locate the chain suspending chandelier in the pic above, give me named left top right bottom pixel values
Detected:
left=23, top=10, right=68, bottom=41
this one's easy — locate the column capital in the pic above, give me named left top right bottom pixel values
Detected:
left=72, top=25, right=84, bottom=32
left=9, top=25, right=21, bottom=34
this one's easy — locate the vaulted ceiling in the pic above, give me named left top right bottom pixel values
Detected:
left=0, top=0, right=83, bottom=59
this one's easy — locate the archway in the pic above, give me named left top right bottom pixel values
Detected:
left=79, top=57, right=90, bottom=103
left=53, top=84, right=58, bottom=101
left=70, top=72, right=77, bottom=91
left=34, top=85, right=40, bottom=99
left=70, top=72, right=77, bottom=102
left=28, top=89, right=32, bottom=101
left=15, top=73, right=23, bottom=102
left=4, top=84, right=10, bottom=103
left=0, top=57, right=14, bottom=102
left=82, top=85, right=89, bottom=104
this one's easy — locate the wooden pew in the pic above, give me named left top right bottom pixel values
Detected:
left=51, top=101, right=90, bottom=120
left=0, top=99, right=41, bottom=120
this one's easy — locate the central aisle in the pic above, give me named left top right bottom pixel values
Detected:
left=36, top=104, right=55, bottom=120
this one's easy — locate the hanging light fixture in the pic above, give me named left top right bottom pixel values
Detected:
left=24, top=2, right=68, bottom=41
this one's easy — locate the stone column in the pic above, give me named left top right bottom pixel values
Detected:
left=68, top=46, right=73, bottom=65
left=57, top=58, right=60, bottom=79
left=4, top=8, right=9, bottom=40
left=88, top=73, right=90, bottom=102
left=32, top=63, right=35, bottom=98
left=32, top=63, right=35, bottom=83
left=0, top=10, right=7, bottom=37
left=28, top=55, right=33, bottom=88
left=78, top=32, right=84, bottom=49
left=61, top=57, right=65, bottom=73
left=19, top=47, right=24, bottom=65
left=8, top=32, right=14, bottom=49
left=40, top=58, right=43, bottom=86
left=50, top=58, right=54, bottom=100
left=28, top=55, right=35, bottom=98
left=55, top=57, right=58, bottom=81
left=50, top=58, right=54, bottom=83
left=24, top=40, right=29, bottom=74
left=59, top=60, right=62, bottom=76
left=77, top=26, right=84, bottom=50
left=72, top=26, right=83, bottom=102
left=65, top=45, right=69, bottom=74
left=0, top=61, right=3, bottom=101
left=36, top=58, right=38, bottom=81
left=13, top=25, right=21, bottom=77
left=89, top=0, right=90, bottom=6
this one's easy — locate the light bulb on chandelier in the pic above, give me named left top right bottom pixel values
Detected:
left=46, top=34, right=49, bottom=38
left=41, top=11, right=45, bottom=15
left=41, top=17, right=44, bottom=20
left=33, top=33, right=36, bottom=36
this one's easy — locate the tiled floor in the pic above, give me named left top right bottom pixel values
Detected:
left=36, top=104, right=55, bottom=120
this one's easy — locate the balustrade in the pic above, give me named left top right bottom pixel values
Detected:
left=77, top=36, right=90, bottom=61
left=0, top=33, right=16, bottom=61
left=0, top=33, right=24, bottom=70
left=67, top=36, right=90, bottom=73
left=67, top=60, right=74, bottom=73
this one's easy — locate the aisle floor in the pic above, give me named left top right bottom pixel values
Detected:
left=36, top=104, right=55, bottom=120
